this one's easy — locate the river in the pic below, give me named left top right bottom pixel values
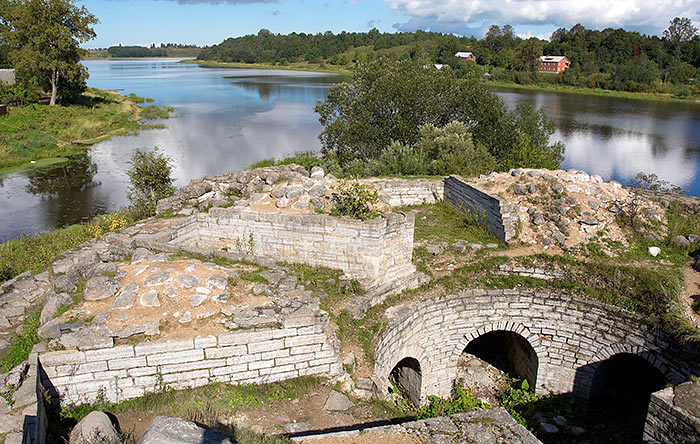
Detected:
left=0, top=58, right=698, bottom=242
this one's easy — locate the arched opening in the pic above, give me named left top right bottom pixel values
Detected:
left=462, top=330, right=539, bottom=389
left=390, top=357, right=421, bottom=406
left=588, top=353, right=666, bottom=442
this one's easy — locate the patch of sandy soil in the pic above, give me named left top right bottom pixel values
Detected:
left=58, top=259, right=271, bottom=341
left=682, top=264, right=700, bottom=328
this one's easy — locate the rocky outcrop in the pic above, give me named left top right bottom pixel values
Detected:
left=69, top=411, right=121, bottom=444
left=138, top=416, right=234, bottom=444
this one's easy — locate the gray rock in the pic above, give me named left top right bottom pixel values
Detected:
left=178, top=274, right=199, bottom=289
left=527, top=206, right=537, bottom=215
left=579, top=217, right=598, bottom=225
left=540, top=422, right=559, bottom=433
left=276, top=198, right=291, bottom=208
left=139, top=417, right=233, bottom=444
left=188, top=294, right=207, bottom=307
left=588, top=200, right=600, bottom=210
left=324, top=391, right=353, bottom=411
left=426, top=245, right=444, bottom=255
left=513, top=184, right=527, bottom=195
left=469, top=243, right=483, bottom=252
left=310, top=166, right=324, bottom=179
left=37, top=319, right=61, bottom=339
left=556, top=205, right=569, bottom=215
left=144, top=272, right=172, bottom=287
left=571, top=426, right=586, bottom=436
left=93, top=312, right=110, bottom=325
left=285, top=186, right=305, bottom=199
left=70, top=411, right=121, bottom=444
left=511, top=168, right=524, bottom=177
left=213, top=293, right=230, bottom=303
left=565, top=185, right=582, bottom=193
left=249, top=193, right=266, bottom=204
left=112, top=292, right=137, bottom=310
left=84, top=277, right=121, bottom=301
left=113, top=313, right=128, bottom=322
left=164, top=287, right=178, bottom=298
left=485, top=243, right=498, bottom=249
left=308, top=184, right=326, bottom=197
left=270, top=187, right=286, bottom=199
left=531, top=213, right=545, bottom=226
left=310, top=197, right=326, bottom=209
left=283, top=422, right=309, bottom=433
left=292, top=200, right=309, bottom=210
left=140, top=290, right=160, bottom=307
left=253, top=285, right=269, bottom=295
left=0, top=414, right=24, bottom=434
left=671, top=235, right=691, bottom=248
left=54, top=271, right=79, bottom=294
left=527, top=170, right=543, bottom=178
left=40, top=292, right=73, bottom=325
left=4, top=432, right=21, bottom=444
left=147, top=253, right=171, bottom=262
left=207, top=275, right=228, bottom=290
left=552, top=416, right=567, bottom=427
left=552, top=183, right=564, bottom=194
left=554, top=233, right=566, bottom=245
left=123, top=283, right=139, bottom=293
left=527, top=183, right=536, bottom=194
left=0, top=315, right=10, bottom=328
left=689, top=234, right=700, bottom=244
left=452, top=242, right=467, bottom=253
left=131, top=248, right=151, bottom=263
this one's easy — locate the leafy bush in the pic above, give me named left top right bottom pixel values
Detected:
left=127, top=148, right=175, bottom=217
left=330, top=181, right=381, bottom=220
left=416, top=121, right=497, bottom=176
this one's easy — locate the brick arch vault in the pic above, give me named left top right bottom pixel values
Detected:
left=374, top=289, right=700, bottom=406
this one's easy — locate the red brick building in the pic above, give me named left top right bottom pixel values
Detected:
left=538, top=56, right=570, bottom=73
left=454, top=51, right=476, bottom=61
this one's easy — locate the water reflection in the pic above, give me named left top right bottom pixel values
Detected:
left=25, top=154, right=99, bottom=196
left=494, top=87, right=700, bottom=194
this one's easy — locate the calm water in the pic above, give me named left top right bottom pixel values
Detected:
left=0, top=59, right=699, bottom=241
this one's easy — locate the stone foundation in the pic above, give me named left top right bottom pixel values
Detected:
left=168, top=209, right=418, bottom=290
left=39, top=310, right=342, bottom=405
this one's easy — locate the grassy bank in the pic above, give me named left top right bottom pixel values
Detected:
left=183, top=59, right=352, bottom=75
left=0, top=88, right=173, bottom=173
left=487, top=81, right=700, bottom=104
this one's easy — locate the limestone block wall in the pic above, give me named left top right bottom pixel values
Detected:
left=360, top=178, right=444, bottom=207
left=644, top=382, right=700, bottom=444
left=374, top=290, right=700, bottom=405
left=38, top=314, right=342, bottom=405
left=443, top=175, right=517, bottom=244
left=168, top=209, right=416, bottom=289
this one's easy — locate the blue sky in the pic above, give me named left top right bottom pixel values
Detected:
left=79, top=0, right=700, bottom=48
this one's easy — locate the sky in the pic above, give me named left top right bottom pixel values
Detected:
left=79, top=0, right=700, bottom=48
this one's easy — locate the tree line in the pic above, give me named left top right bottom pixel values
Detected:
left=199, top=19, right=700, bottom=96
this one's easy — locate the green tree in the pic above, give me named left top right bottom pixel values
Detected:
left=3, top=0, right=97, bottom=105
left=315, top=58, right=564, bottom=171
left=127, top=148, right=175, bottom=217
left=663, top=17, right=698, bottom=42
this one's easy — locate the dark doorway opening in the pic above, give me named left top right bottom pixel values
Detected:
left=390, top=357, right=421, bottom=406
left=463, top=330, right=538, bottom=388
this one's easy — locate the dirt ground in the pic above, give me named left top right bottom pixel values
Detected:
left=112, top=384, right=400, bottom=442
left=683, top=264, right=700, bottom=327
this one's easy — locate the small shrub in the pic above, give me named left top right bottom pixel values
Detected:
left=330, top=181, right=381, bottom=220
left=127, top=148, right=175, bottom=217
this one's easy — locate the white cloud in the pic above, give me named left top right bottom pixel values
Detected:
left=385, top=0, right=700, bottom=35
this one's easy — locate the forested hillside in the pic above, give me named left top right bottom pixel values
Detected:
left=199, top=20, right=700, bottom=96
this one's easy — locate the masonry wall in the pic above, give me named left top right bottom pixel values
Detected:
left=443, top=175, right=517, bottom=244
left=361, top=178, right=444, bottom=207
left=169, top=209, right=416, bottom=289
left=374, top=290, right=700, bottom=405
left=38, top=315, right=342, bottom=405
left=644, top=383, right=700, bottom=444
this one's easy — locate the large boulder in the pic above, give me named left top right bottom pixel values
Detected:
left=69, top=411, right=121, bottom=444
left=138, top=417, right=233, bottom=444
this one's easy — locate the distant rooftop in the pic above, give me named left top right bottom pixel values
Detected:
left=540, top=56, right=568, bottom=62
